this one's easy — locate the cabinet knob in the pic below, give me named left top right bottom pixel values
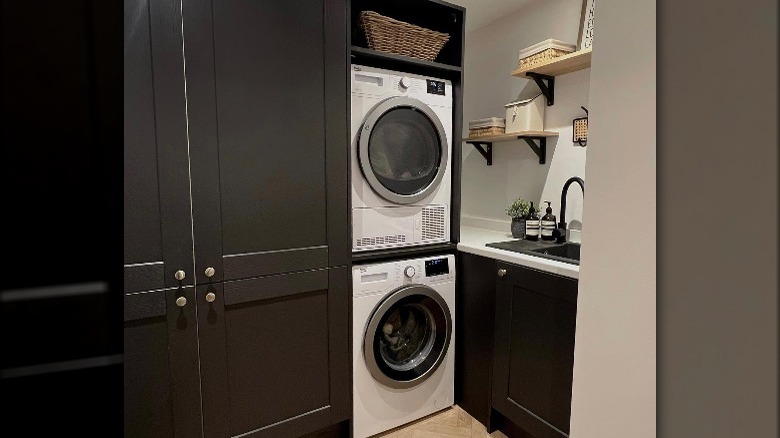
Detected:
left=205, top=292, right=216, bottom=303
left=174, top=270, right=186, bottom=281
left=205, top=267, right=216, bottom=278
left=175, top=296, right=187, bottom=307
left=497, top=268, right=507, bottom=277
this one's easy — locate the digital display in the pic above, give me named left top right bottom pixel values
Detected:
left=425, top=258, right=449, bottom=276
left=427, top=79, right=446, bottom=95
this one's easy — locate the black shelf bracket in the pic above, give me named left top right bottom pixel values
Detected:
left=527, top=72, right=555, bottom=106
left=467, top=142, right=493, bottom=165
left=466, top=137, right=548, bottom=165
left=522, top=137, right=547, bottom=164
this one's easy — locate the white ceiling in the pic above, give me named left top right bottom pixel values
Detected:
left=447, top=0, right=535, bottom=32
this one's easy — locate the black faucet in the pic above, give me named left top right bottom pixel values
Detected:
left=555, top=176, right=584, bottom=243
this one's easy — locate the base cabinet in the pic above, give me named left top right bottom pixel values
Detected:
left=492, top=262, right=578, bottom=438
left=124, top=286, right=202, bottom=437
left=125, top=269, right=349, bottom=438
left=455, top=252, right=498, bottom=427
left=197, top=268, right=350, bottom=438
left=457, top=253, right=579, bottom=438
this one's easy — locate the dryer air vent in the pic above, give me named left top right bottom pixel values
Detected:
left=422, top=206, right=446, bottom=241
left=356, top=234, right=407, bottom=248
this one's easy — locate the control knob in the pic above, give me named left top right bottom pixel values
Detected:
left=404, top=266, right=416, bottom=278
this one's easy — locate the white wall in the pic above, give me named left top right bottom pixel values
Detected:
left=461, top=0, right=588, bottom=232
left=568, top=0, right=656, bottom=437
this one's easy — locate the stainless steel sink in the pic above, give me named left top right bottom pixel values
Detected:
left=485, top=240, right=581, bottom=265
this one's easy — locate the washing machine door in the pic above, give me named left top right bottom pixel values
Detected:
left=363, top=284, right=452, bottom=389
left=358, top=96, right=449, bottom=204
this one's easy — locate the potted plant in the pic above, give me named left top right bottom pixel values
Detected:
left=506, top=197, right=531, bottom=238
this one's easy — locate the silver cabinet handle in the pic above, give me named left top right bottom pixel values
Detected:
left=175, top=296, right=187, bottom=307
left=174, top=270, right=186, bottom=281
left=205, top=267, right=216, bottom=278
left=498, top=268, right=507, bottom=277
left=205, top=292, right=216, bottom=303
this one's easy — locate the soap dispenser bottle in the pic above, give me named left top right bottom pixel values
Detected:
left=525, top=202, right=540, bottom=241
left=541, top=201, right=557, bottom=241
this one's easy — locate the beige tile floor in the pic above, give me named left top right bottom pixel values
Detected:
left=372, top=405, right=509, bottom=438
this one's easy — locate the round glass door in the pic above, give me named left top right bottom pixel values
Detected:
left=363, top=285, right=452, bottom=389
left=359, top=97, right=448, bottom=204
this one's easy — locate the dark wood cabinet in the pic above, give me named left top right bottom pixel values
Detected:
left=124, top=0, right=348, bottom=286
left=124, top=286, right=202, bottom=438
left=124, top=0, right=194, bottom=293
left=182, top=0, right=348, bottom=285
left=457, top=253, right=579, bottom=438
left=124, top=0, right=350, bottom=436
left=196, top=268, right=350, bottom=437
left=455, top=252, right=498, bottom=427
left=492, top=262, right=578, bottom=438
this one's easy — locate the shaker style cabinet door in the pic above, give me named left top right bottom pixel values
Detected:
left=182, top=0, right=349, bottom=285
left=124, top=0, right=202, bottom=436
left=455, top=252, right=499, bottom=428
left=492, top=263, right=578, bottom=438
left=124, top=286, right=202, bottom=438
left=124, top=0, right=194, bottom=292
left=195, top=268, right=350, bottom=438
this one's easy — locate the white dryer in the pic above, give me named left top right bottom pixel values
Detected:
left=351, top=65, right=453, bottom=252
left=352, top=254, right=455, bottom=438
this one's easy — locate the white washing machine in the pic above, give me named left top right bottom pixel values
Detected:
left=352, top=254, right=455, bottom=438
left=351, top=65, right=453, bottom=252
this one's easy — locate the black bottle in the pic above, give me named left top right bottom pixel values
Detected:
left=541, top=200, right=557, bottom=241
left=525, top=202, right=540, bottom=241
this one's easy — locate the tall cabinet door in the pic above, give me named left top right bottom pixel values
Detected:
left=124, top=0, right=194, bottom=292
left=195, top=268, right=350, bottom=438
left=124, top=0, right=201, bottom=436
left=182, top=0, right=349, bottom=285
left=492, top=263, right=578, bottom=438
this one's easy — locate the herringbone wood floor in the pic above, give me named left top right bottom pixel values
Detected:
left=372, top=405, right=509, bottom=438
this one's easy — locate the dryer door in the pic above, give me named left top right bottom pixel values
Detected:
left=358, top=97, right=449, bottom=204
left=363, top=284, right=452, bottom=389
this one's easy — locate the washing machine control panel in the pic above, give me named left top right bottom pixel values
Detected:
left=394, top=256, right=453, bottom=285
left=355, top=255, right=455, bottom=296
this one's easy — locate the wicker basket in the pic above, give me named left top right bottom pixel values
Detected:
left=519, top=47, right=572, bottom=70
left=469, top=126, right=505, bottom=138
left=359, top=11, right=450, bottom=62
left=573, top=117, right=588, bottom=144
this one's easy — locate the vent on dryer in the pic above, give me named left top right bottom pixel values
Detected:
left=356, top=234, right=407, bottom=248
left=422, top=206, right=446, bottom=240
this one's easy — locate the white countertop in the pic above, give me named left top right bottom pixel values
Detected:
left=458, top=226, right=580, bottom=279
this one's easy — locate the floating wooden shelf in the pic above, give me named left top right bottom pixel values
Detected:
left=510, top=48, right=592, bottom=106
left=511, top=48, right=592, bottom=78
left=463, top=131, right=559, bottom=165
left=463, top=131, right=559, bottom=143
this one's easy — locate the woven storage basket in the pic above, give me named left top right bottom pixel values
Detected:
left=469, top=126, right=505, bottom=138
left=519, top=47, right=572, bottom=70
left=359, top=11, right=450, bottom=62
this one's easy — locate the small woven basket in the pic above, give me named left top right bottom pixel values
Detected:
left=359, top=11, right=450, bottom=62
left=519, top=47, right=571, bottom=70
left=469, top=126, right=505, bottom=138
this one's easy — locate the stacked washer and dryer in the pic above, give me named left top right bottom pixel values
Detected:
left=350, top=64, right=456, bottom=438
